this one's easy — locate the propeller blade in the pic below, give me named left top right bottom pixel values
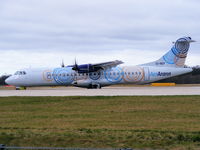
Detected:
left=72, top=58, right=79, bottom=71
left=61, top=59, right=65, bottom=67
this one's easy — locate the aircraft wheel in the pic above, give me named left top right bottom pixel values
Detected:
left=96, top=84, right=101, bottom=89
left=15, top=87, right=27, bottom=90
left=16, top=87, right=20, bottom=90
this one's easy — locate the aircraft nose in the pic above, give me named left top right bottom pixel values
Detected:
left=5, top=77, right=13, bottom=85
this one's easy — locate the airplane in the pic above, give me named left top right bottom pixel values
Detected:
left=5, top=36, right=195, bottom=89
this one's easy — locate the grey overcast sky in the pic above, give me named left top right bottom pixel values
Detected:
left=0, top=0, right=200, bottom=74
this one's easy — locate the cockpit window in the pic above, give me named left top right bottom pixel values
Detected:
left=14, top=71, right=27, bottom=75
left=14, top=71, right=18, bottom=75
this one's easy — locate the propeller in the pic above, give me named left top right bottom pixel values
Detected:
left=61, top=59, right=65, bottom=68
left=72, top=58, right=79, bottom=71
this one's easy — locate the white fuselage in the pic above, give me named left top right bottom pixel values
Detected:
left=6, top=65, right=192, bottom=88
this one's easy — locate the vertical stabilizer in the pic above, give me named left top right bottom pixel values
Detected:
left=142, top=37, right=195, bottom=67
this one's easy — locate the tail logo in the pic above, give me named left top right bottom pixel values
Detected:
left=172, top=38, right=190, bottom=58
left=163, top=37, right=191, bottom=66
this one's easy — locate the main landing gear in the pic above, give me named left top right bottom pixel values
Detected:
left=88, top=83, right=101, bottom=89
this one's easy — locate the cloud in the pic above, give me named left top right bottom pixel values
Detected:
left=0, top=49, right=162, bottom=74
left=0, top=0, right=199, bottom=74
left=0, top=45, right=198, bottom=75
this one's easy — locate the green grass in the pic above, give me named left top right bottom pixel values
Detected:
left=1, top=96, right=200, bottom=149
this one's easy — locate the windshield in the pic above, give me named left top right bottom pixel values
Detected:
left=14, top=71, right=26, bottom=75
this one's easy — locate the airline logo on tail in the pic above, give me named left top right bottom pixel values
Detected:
left=163, top=37, right=195, bottom=67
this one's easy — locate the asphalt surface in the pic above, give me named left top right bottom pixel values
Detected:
left=0, top=86, right=200, bottom=96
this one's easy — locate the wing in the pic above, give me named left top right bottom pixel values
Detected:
left=69, top=60, right=123, bottom=73
left=92, top=60, right=124, bottom=70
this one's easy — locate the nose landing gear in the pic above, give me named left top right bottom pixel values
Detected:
left=15, top=87, right=27, bottom=90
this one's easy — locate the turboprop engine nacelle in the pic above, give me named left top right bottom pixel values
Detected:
left=71, top=64, right=101, bottom=73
